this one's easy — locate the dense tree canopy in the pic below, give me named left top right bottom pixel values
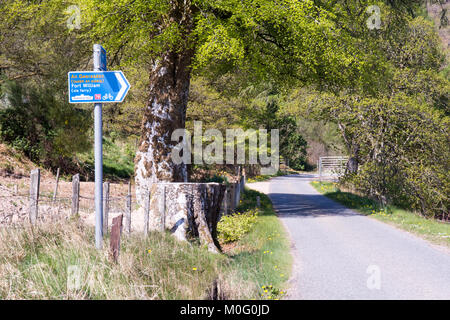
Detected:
left=0, top=1, right=448, bottom=217
left=282, top=9, right=449, bottom=219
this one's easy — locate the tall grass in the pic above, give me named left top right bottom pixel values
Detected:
left=0, top=220, right=230, bottom=299
left=0, top=189, right=291, bottom=299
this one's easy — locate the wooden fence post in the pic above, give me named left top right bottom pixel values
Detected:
left=159, top=184, right=165, bottom=232
left=29, top=169, right=40, bottom=224
left=110, top=214, right=123, bottom=263
left=235, top=182, right=241, bottom=207
left=223, top=187, right=228, bottom=215
left=143, top=189, right=150, bottom=236
left=240, top=175, right=245, bottom=193
left=319, top=158, right=322, bottom=181
left=229, top=184, right=236, bottom=212
left=103, top=181, right=110, bottom=235
left=52, top=168, right=60, bottom=202
left=126, top=181, right=132, bottom=234
left=71, top=174, right=80, bottom=216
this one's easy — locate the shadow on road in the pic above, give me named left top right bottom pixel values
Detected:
left=270, top=173, right=339, bottom=182
left=268, top=193, right=358, bottom=218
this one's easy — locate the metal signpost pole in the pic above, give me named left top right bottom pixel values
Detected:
left=68, top=45, right=129, bottom=249
left=93, top=44, right=105, bottom=249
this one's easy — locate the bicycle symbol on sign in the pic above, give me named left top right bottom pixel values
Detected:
left=102, top=93, right=114, bottom=100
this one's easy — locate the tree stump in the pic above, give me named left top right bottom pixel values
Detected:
left=144, top=182, right=225, bottom=253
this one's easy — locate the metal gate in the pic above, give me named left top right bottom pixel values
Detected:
left=318, top=156, right=348, bottom=180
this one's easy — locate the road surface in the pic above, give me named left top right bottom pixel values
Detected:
left=248, top=174, right=450, bottom=300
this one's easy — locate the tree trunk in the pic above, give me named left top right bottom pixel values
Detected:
left=337, top=121, right=360, bottom=175
left=134, top=4, right=195, bottom=204
left=346, top=156, right=359, bottom=174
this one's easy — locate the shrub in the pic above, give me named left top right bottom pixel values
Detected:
left=337, top=94, right=449, bottom=220
left=217, top=208, right=259, bottom=243
left=205, top=173, right=228, bottom=184
left=0, top=81, right=91, bottom=169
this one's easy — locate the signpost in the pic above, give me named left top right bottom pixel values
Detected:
left=69, top=44, right=130, bottom=249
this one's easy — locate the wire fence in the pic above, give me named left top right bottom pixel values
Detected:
left=0, top=169, right=246, bottom=230
left=0, top=172, right=134, bottom=227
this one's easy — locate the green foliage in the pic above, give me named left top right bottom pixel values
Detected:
left=187, top=77, right=244, bottom=132
left=337, top=94, right=449, bottom=219
left=287, top=11, right=449, bottom=219
left=204, top=173, right=229, bottom=184
left=0, top=0, right=447, bottom=195
left=0, top=82, right=90, bottom=169
left=217, top=208, right=259, bottom=243
left=283, top=88, right=348, bottom=159
left=278, top=116, right=307, bottom=170
left=246, top=170, right=287, bottom=183
left=75, top=0, right=420, bottom=92
left=101, top=137, right=136, bottom=179
left=311, top=180, right=339, bottom=194
left=0, top=0, right=89, bottom=90
left=260, top=284, right=286, bottom=300
left=236, top=187, right=268, bottom=212
left=239, top=92, right=308, bottom=170
left=187, top=78, right=309, bottom=173
left=76, top=134, right=136, bottom=180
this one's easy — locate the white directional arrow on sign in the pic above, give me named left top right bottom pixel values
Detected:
left=112, top=71, right=130, bottom=102
left=114, top=71, right=129, bottom=102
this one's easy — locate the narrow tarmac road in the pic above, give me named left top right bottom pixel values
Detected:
left=248, top=174, right=450, bottom=300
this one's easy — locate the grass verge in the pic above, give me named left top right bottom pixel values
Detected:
left=221, top=189, right=292, bottom=300
left=311, top=181, right=450, bottom=247
left=0, top=189, right=291, bottom=299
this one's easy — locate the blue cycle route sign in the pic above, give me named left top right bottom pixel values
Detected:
left=68, top=71, right=130, bottom=104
